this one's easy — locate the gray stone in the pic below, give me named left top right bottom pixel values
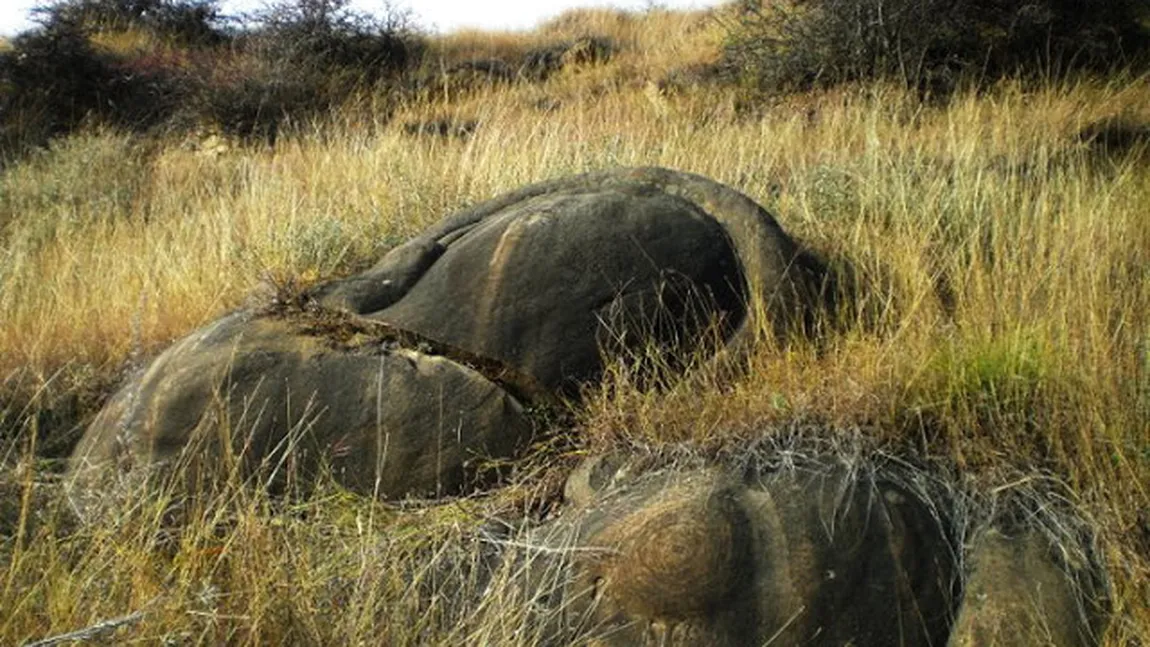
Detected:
left=66, top=311, right=534, bottom=517
left=315, top=167, right=826, bottom=396
left=496, top=456, right=1110, bottom=647
left=515, top=459, right=958, bottom=646
left=68, top=167, right=827, bottom=514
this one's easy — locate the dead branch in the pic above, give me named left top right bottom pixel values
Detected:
left=22, top=609, right=146, bottom=647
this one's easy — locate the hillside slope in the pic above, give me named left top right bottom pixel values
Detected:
left=1, top=4, right=1148, bottom=644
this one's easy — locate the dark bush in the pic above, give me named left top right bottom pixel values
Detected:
left=182, top=57, right=330, bottom=142
left=0, top=0, right=224, bottom=156
left=722, top=0, right=1150, bottom=94
left=242, top=0, right=419, bottom=81
left=0, top=18, right=112, bottom=148
left=0, top=8, right=194, bottom=157
left=180, top=0, right=422, bottom=141
left=0, top=0, right=423, bottom=154
left=32, top=0, right=228, bottom=46
left=139, top=0, right=227, bottom=46
left=0, top=17, right=176, bottom=156
left=0, top=0, right=425, bottom=153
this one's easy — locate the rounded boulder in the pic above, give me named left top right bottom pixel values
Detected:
left=517, top=459, right=957, bottom=646
left=315, top=167, right=826, bottom=396
left=66, top=311, right=534, bottom=517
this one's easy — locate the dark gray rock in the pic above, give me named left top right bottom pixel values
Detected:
left=68, top=167, right=827, bottom=513
left=500, top=456, right=1109, bottom=647
left=66, top=312, right=534, bottom=517
left=315, top=167, right=827, bottom=396
left=512, top=459, right=959, bottom=646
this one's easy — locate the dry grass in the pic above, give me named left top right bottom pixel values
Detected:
left=419, top=3, right=723, bottom=90
left=2, top=5, right=1149, bottom=645
left=88, top=27, right=167, bottom=56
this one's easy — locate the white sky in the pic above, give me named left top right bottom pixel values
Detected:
left=0, top=1, right=719, bottom=36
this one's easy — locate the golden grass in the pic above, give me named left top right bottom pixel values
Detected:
left=88, top=27, right=166, bottom=57
left=2, top=5, right=1149, bottom=644
left=421, top=3, right=723, bottom=86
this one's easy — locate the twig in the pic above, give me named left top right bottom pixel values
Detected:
left=22, top=609, right=146, bottom=647
left=478, top=534, right=619, bottom=557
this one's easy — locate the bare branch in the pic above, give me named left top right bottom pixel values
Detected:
left=22, top=609, right=146, bottom=647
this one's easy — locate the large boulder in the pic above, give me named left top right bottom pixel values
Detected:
left=486, top=456, right=1108, bottom=647
left=68, top=167, right=825, bottom=511
left=315, top=166, right=826, bottom=396
left=512, top=457, right=959, bottom=646
left=66, top=311, right=534, bottom=517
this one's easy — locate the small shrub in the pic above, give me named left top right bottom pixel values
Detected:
left=907, top=329, right=1074, bottom=469
left=722, top=0, right=1150, bottom=94
left=0, top=130, right=152, bottom=247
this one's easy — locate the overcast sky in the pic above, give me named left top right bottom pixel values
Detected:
left=0, top=1, right=718, bottom=36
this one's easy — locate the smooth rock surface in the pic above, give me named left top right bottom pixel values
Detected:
left=68, top=167, right=826, bottom=513
left=67, top=312, right=533, bottom=516
left=516, top=460, right=959, bottom=646
left=315, top=166, right=826, bottom=395
left=948, top=528, right=1106, bottom=647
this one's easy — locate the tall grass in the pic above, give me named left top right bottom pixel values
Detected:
left=1, top=5, right=1148, bottom=644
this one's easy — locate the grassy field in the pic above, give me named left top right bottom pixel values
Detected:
left=1, top=5, right=1148, bottom=644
